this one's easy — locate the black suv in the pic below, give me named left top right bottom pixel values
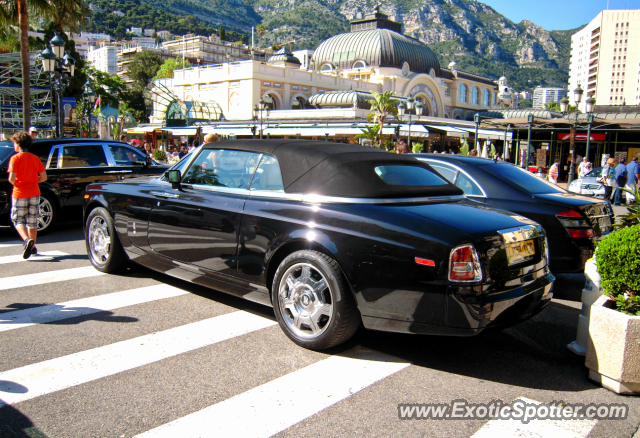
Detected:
left=0, top=138, right=169, bottom=233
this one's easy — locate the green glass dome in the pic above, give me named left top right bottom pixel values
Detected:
left=312, top=28, right=441, bottom=76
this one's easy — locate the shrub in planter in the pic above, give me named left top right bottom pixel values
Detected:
left=152, top=148, right=166, bottom=162
left=595, top=224, right=640, bottom=315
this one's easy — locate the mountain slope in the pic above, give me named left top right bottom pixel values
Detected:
left=86, top=0, right=581, bottom=92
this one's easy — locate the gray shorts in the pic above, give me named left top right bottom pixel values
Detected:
left=11, top=196, right=40, bottom=229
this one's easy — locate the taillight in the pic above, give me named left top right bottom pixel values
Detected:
left=449, top=244, right=482, bottom=282
left=567, top=229, right=595, bottom=238
left=556, top=210, right=593, bottom=238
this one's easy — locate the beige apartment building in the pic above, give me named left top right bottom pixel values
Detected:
left=569, top=9, right=640, bottom=111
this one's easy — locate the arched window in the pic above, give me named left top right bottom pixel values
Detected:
left=320, top=63, right=334, bottom=72
left=482, top=89, right=490, bottom=106
left=472, top=87, right=479, bottom=105
left=458, top=84, right=467, bottom=103
left=352, top=60, right=366, bottom=69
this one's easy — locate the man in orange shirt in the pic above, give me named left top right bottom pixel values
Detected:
left=8, top=132, right=47, bottom=259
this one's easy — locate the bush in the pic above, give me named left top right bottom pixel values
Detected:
left=152, top=148, right=166, bottom=161
left=615, top=183, right=640, bottom=229
left=412, top=142, right=424, bottom=153
left=596, top=224, right=640, bottom=315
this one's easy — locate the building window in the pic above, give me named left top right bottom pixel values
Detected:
left=458, top=83, right=468, bottom=103
left=471, top=87, right=479, bottom=105
left=352, top=60, right=366, bottom=69
left=482, top=89, right=489, bottom=106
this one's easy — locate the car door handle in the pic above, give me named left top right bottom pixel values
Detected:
left=150, top=191, right=179, bottom=199
left=104, top=170, right=132, bottom=174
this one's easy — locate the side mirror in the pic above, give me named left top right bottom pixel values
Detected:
left=167, top=169, right=181, bottom=190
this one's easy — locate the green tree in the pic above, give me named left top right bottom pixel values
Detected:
left=219, top=24, right=225, bottom=41
left=366, top=91, right=398, bottom=149
left=83, top=66, right=127, bottom=108
left=154, top=56, right=190, bottom=80
left=127, top=50, right=163, bottom=88
left=355, top=125, right=380, bottom=147
left=256, top=24, right=266, bottom=37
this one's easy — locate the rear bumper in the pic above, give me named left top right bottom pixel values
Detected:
left=361, top=269, right=555, bottom=335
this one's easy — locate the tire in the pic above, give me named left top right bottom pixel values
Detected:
left=85, top=207, right=128, bottom=273
left=272, top=250, right=361, bottom=350
left=36, top=192, right=57, bottom=234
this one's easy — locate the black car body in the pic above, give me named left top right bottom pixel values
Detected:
left=83, top=140, right=554, bottom=350
left=411, top=154, right=613, bottom=273
left=0, top=138, right=168, bottom=232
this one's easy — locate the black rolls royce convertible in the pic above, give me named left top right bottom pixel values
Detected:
left=83, top=140, right=555, bottom=350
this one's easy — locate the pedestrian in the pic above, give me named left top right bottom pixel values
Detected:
left=395, top=138, right=409, bottom=154
left=29, top=127, right=38, bottom=139
left=189, top=140, right=198, bottom=152
left=178, top=145, right=188, bottom=159
left=625, top=156, right=639, bottom=204
left=600, top=157, right=617, bottom=200
left=432, top=150, right=439, bottom=154
left=7, top=132, right=47, bottom=259
left=448, top=149, right=456, bottom=155
left=579, top=161, right=592, bottom=178
left=575, top=153, right=583, bottom=178
left=613, top=157, right=628, bottom=205
left=143, top=142, right=153, bottom=157
left=203, top=133, right=220, bottom=145
left=548, top=159, right=559, bottom=184
left=469, top=149, right=477, bottom=157
left=119, top=134, right=127, bottom=143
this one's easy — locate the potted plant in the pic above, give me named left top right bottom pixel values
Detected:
left=152, top=148, right=167, bottom=163
left=585, top=224, right=640, bottom=394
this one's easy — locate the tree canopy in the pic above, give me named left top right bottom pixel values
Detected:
left=127, top=50, right=163, bottom=87
left=154, top=57, right=191, bottom=79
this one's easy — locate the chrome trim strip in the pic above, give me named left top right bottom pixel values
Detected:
left=299, top=194, right=466, bottom=205
left=417, top=158, right=488, bottom=198
left=497, top=225, right=543, bottom=244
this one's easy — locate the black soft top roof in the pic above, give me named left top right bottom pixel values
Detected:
left=204, top=139, right=463, bottom=198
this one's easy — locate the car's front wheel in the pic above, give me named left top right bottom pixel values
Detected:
left=272, top=250, right=361, bottom=350
left=85, top=207, right=128, bottom=272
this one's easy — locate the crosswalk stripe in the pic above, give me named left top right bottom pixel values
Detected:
left=0, top=266, right=105, bottom=291
left=0, top=284, right=189, bottom=332
left=0, top=251, right=69, bottom=265
left=0, top=240, right=23, bottom=249
left=0, top=311, right=276, bottom=407
left=136, top=349, right=410, bottom=438
left=471, top=398, right=597, bottom=438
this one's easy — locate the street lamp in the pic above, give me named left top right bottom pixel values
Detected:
left=253, top=98, right=269, bottom=139
left=559, top=95, right=569, bottom=113
left=566, top=84, right=584, bottom=185
left=40, top=32, right=76, bottom=138
left=584, top=96, right=596, bottom=164
left=397, top=96, right=423, bottom=147
left=525, top=113, right=534, bottom=170
left=82, top=80, right=96, bottom=137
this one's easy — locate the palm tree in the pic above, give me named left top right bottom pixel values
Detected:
left=355, top=125, right=380, bottom=147
left=366, top=90, right=398, bottom=149
left=0, top=0, right=86, bottom=130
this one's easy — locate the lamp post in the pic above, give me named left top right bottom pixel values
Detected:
left=525, top=113, right=534, bottom=170
left=584, top=96, right=596, bottom=164
left=397, top=97, right=423, bottom=147
left=474, top=113, right=480, bottom=153
left=82, top=80, right=96, bottom=138
left=253, top=99, right=269, bottom=139
left=40, top=32, right=76, bottom=138
left=566, top=85, right=584, bottom=186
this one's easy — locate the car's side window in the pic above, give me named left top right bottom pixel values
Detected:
left=249, top=155, right=285, bottom=192
left=182, top=149, right=260, bottom=189
left=429, top=163, right=458, bottom=183
left=456, top=172, right=484, bottom=197
left=47, top=147, right=59, bottom=169
left=109, top=144, right=146, bottom=166
left=60, top=145, right=108, bottom=168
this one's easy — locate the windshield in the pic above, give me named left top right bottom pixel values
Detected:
left=0, top=146, right=15, bottom=169
left=482, top=162, right=566, bottom=195
left=584, top=167, right=603, bottom=178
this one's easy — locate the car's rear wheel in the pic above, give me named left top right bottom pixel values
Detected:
left=85, top=207, right=127, bottom=272
left=272, top=250, right=361, bottom=350
left=36, top=192, right=57, bottom=234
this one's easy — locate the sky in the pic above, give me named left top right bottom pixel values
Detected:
left=480, top=0, right=640, bottom=30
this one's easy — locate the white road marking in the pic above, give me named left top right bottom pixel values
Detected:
left=0, top=251, right=69, bottom=265
left=0, top=240, right=23, bottom=249
left=0, top=311, right=276, bottom=407
left=0, top=266, right=105, bottom=291
left=0, top=284, right=189, bottom=332
left=471, top=397, right=597, bottom=438
left=135, top=350, right=410, bottom=438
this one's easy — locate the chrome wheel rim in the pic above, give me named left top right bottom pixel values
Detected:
left=278, top=263, right=333, bottom=339
left=37, top=197, right=53, bottom=231
left=88, top=216, right=111, bottom=266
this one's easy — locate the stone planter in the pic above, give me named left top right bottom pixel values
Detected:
left=585, top=295, right=640, bottom=394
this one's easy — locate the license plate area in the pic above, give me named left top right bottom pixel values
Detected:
left=506, top=239, right=535, bottom=265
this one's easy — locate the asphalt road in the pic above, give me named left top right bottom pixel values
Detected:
left=0, top=221, right=638, bottom=438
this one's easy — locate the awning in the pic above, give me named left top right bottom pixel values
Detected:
left=424, top=125, right=469, bottom=138
left=203, top=125, right=255, bottom=136
left=454, top=127, right=513, bottom=140
left=160, top=127, right=198, bottom=135
left=388, top=124, right=430, bottom=138
left=125, top=126, right=158, bottom=134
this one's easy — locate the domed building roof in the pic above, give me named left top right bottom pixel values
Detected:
left=267, top=47, right=301, bottom=66
left=312, top=8, right=441, bottom=76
